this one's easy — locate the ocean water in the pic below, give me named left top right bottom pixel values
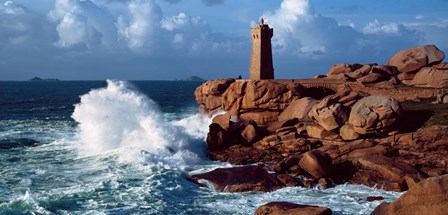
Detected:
left=0, top=80, right=401, bottom=214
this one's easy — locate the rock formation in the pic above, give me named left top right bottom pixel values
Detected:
left=191, top=44, right=448, bottom=214
left=371, top=174, right=448, bottom=215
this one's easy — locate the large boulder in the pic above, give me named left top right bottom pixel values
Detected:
left=189, top=165, right=280, bottom=192
left=348, top=96, right=401, bottom=134
left=254, top=202, right=332, bottom=215
left=409, top=64, right=448, bottom=88
left=309, top=98, right=349, bottom=131
left=306, top=124, right=339, bottom=140
left=371, top=175, right=448, bottom=215
left=386, top=45, right=445, bottom=73
left=278, top=97, right=318, bottom=122
left=299, top=150, right=333, bottom=179
left=339, top=124, right=360, bottom=141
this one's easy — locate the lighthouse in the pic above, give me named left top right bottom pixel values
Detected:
left=249, top=18, right=274, bottom=80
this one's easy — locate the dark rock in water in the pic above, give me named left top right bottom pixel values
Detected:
left=189, top=165, right=280, bottom=192
left=371, top=174, right=448, bottom=215
left=254, top=202, right=332, bottom=215
left=0, top=138, right=39, bottom=149
left=299, top=150, right=333, bottom=179
left=366, top=196, right=384, bottom=202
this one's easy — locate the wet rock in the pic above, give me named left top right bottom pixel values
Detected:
left=366, top=196, right=384, bottom=202
left=371, top=175, right=448, bottom=215
left=212, top=113, right=231, bottom=130
left=190, top=165, right=280, bottom=192
left=354, top=155, right=422, bottom=188
left=299, top=150, right=333, bottom=179
left=386, top=44, right=445, bottom=73
left=254, top=202, right=332, bottom=215
left=276, top=174, right=300, bottom=187
left=348, top=95, right=401, bottom=134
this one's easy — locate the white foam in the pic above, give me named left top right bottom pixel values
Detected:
left=71, top=80, right=209, bottom=166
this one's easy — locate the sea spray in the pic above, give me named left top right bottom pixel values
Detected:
left=71, top=80, right=205, bottom=165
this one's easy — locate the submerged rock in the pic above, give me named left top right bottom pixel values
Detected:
left=189, top=165, right=280, bottom=192
left=254, top=202, right=332, bottom=215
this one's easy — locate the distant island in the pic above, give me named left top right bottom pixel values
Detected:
left=181, top=75, right=205, bottom=82
left=29, top=77, right=60, bottom=81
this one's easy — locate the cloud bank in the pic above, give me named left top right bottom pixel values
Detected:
left=0, top=0, right=447, bottom=80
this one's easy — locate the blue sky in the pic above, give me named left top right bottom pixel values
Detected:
left=1, top=0, right=447, bottom=80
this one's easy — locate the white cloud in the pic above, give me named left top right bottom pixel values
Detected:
left=116, top=0, right=162, bottom=50
left=263, top=0, right=361, bottom=56
left=49, top=0, right=117, bottom=48
left=362, top=20, right=401, bottom=34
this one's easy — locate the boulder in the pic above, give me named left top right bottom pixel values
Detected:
left=189, top=165, right=280, bottom=192
left=328, top=84, right=363, bottom=107
left=354, top=155, right=421, bottom=186
left=347, top=64, right=372, bottom=79
left=348, top=95, right=401, bottom=134
left=358, top=73, right=383, bottom=84
left=241, top=123, right=259, bottom=144
left=339, top=124, right=360, bottom=141
left=306, top=124, right=339, bottom=140
left=212, top=113, right=231, bottom=130
left=397, top=72, right=415, bottom=85
left=327, top=64, right=352, bottom=76
left=386, top=45, right=445, bottom=73
left=409, top=64, right=448, bottom=88
left=371, top=175, right=448, bottom=215
left=254, top=202, right=332, bottom=215
left=240, top=111, right=279, bottom=126
left=299, top=150, right=333, bottom=179
left=278, top=97, right=318, bottom=122
left=309, top=98, right=349, bottom=131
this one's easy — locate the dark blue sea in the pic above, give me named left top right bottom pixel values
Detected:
left=0, top=80, right=400, bottom=214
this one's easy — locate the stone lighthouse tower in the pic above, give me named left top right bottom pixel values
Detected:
left=249, top=18, right=274, bottom=80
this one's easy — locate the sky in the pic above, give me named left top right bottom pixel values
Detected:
left=1, top=0, right=447, bottom=80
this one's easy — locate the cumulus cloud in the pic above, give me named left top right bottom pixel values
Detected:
left=115, top=0, right=162, bottom=50
left=263, top=0, right=361, bottom=56
left=48, top=0, right=117, bottom=48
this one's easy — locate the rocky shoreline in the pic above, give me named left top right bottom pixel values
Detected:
left=190, top=45, right=448, bottom=214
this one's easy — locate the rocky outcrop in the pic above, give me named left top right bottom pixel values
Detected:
left=371, top=175, right=448, bottom=215
left=193, top=44, right=448, bottom=198
left=409, top=64, right=448, bottom=88
left=196, top=79, right=304, bottom=125
left=189, top=165, right=280, bottom=192
left=326, top=63, right=398, bottom=86
left=195, top=78, right=235, bottom=115
left=348, top=96, right=401, bottom=134
left=254, top=202, right=332, bottom=215
left=386, top=44, right=445, bottom=74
